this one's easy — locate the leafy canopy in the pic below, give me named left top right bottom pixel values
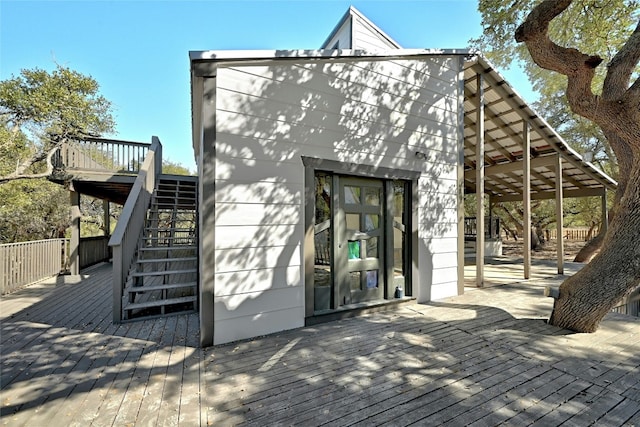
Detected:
left=474, top=0, right=639, bottom=174
left=0, top=64, right=115, bottom=179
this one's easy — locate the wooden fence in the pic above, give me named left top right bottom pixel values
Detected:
left=612, top=286, right=640, bottom=317
left=79, top=236, right=111, bottom=270
left=0, top=236, right=112, bottom=295
left=546, top=228, right=599, bottom=241
left=0, top=239, right=66, bottom=295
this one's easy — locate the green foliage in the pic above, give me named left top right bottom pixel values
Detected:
left=0, top=64, right=114, bottom=140
left=474, top=1, right=638, bottom=177
left=0, top=64, right=115, bottom=180
left=474, top=0, right=639, bottom=75
left=162, top=159, right=194, bottom=176
left=0, top=64, right=116, bottom=243
left=472, top=1, right=636, bottom=233
left=0, top=180, right=69, bottom=243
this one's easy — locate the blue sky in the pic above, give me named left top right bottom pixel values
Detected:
left=1, top=0, right=534, bottom=172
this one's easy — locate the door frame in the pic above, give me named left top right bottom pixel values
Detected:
left=302, top=156, right=420, bottom=318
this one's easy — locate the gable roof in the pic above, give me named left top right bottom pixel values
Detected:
left=320, top=6, right=401, bottom=50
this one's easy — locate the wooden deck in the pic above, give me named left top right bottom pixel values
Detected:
left=1, top=262, right=639, bottom=426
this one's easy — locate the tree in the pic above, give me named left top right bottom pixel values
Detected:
left=476, top=0, right=640, bottom=332
left=475, top=1, right=635, bottom=263
left=162, top=159, right=194, bottom=176
left=0, top=65, right=115, bottom=243
left=0, top=64, right=115, bottom=183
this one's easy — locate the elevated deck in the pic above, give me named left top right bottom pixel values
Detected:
left=1, top=262, right=639, bottom=425
left=50, top=136, right=150, bottom=204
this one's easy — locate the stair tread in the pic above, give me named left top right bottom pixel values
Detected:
left=144, top=227, right=195, bottom=231
left=137, top=257, right=197, bottom=263
left=125, top=295, right=197, bottom=310
left=142, top=236, right=195, bottom=240
left=139, top=245, right=197, bottom=251
left=132, top=268, right=197, bottom=277
left=126, top=281, right=197, bottom=293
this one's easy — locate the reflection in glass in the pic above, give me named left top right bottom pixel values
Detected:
left=366, top=236, right=378, bottom=258
left=348, top=241, right=360, bottom=259
left=393, top=180, right=406, bottom=288
left=366, top=270, right=378, bottom=288
left=350, top=272, right=361, bottom=291
left=364, top=187, right=380, bottom=206
left=344, top=186, right=360, bottom=204
left=314, top=172, right=332, bottom=311
left=364, top=214, right=379, bottom=231
left=346, top=213, right=360, bottom=231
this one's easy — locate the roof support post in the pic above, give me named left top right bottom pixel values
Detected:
left=69, top=191, right=81, bottom=276
left=555, top=154, right=564, bottom=275
left=103, top=200, right=110, bottom=238
left=601, top=189, right=609, bottom=234
left=475, top=73, right=485, bottom=288
left=523, top=122, right=531, bottom=280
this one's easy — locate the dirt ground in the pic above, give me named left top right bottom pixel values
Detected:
left=501, top=238, right=590, bottom=262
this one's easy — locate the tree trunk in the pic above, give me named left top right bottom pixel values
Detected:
left=549, top=164, right=640, bottom=332
left=531, top=227, right=541, bottom=250
left=573, top=232, right=603, bottom=262
left=515, top=0, right=640, bottom=332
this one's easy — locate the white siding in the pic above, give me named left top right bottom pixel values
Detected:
left=323, top=18, right=352, bottom=49
left=209, top=55, right=461, bottom=344
left=351, top=15, right=399, bottom=52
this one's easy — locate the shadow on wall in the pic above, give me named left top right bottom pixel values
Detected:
left=203, top=52, right=463, bottom=338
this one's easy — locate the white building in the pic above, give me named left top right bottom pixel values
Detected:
left=189, top=7, right=615, bottom=346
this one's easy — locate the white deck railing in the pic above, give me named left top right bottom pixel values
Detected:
left=53, top=136, right=150, bottom=174
left=109, top=137, right=162, bottom=322
left=0, top=239, right=66, bottom=295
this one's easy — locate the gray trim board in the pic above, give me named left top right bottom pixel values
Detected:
left=301, top=156, right=421, bottom=181
left=199, top=75, right=217, bottom=347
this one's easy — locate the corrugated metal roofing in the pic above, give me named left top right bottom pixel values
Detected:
left=463, top=55, right=616, bottom=202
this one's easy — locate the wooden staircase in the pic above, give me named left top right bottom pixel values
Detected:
left=122, top=175, right=198, bottom=320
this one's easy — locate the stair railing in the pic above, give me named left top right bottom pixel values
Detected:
left=109, top=136, right=162, bottom=322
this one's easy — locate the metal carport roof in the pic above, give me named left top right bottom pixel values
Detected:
left=462, top=55, right=617, bottom=203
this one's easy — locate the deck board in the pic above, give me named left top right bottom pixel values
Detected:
left=2, top=261, right=640, bottom=426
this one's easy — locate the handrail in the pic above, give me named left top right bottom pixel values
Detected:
left=52, top=136, right=151, bottom=175
left=109, top=136, right=162, bottom=322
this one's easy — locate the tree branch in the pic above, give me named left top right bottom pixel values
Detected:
left=515, top=0, right=603, bottom=119
left=603, top=19, right=640, bottom=101
left=0, top=146, right=57, bottom=184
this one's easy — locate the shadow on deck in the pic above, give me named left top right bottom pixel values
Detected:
left=1, top=261, right=639, bottom=426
